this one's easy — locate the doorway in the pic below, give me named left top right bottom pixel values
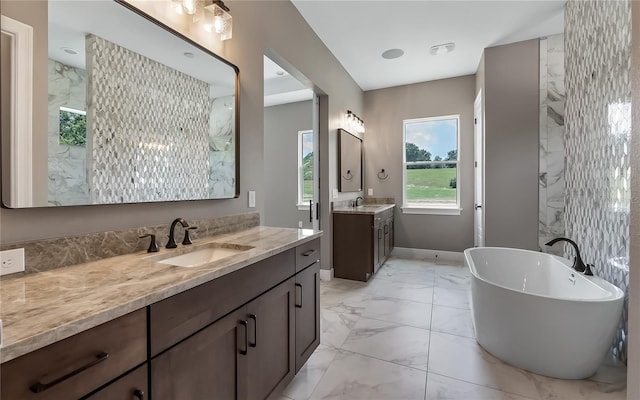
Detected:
left=474, top=91, right=485, bottom=247
left=263, top=55, right=319, bottom=230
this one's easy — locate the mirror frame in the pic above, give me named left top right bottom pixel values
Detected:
left=337, top=128, right=363, bottom=192
left=2, top=0, right=241, bottom=208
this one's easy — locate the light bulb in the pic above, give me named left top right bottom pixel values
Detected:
left=214, top=15, right=224, bottom=33
left=182, top=0, right=197, bottom=15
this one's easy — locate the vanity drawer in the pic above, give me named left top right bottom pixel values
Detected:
left=295, top=238, right=321, bottom=273
left=150, top=249, right=295, bottom=355
left=0, top=309, right=146, bottom=400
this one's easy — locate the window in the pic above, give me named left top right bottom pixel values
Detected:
left=59, top=106, right=87, bottom=146
left=403, top=115, right=460, bottom=214
left=297, top=130, right=313, bottom=207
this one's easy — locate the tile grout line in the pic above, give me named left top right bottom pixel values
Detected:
left=424, top=271, right=436, bottom=400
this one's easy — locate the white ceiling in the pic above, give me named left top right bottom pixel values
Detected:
left=291, top=1, right=566, bottom=91
left=264, top=55, right=314, bottom=107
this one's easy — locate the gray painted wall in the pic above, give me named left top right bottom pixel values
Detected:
left=1, top=0, right=364, bottom=273
left=484, top=39, right=540, bottom=250
left=264, top=100, right=313, bottom=229
left=363, top=75, right=475, bottom=252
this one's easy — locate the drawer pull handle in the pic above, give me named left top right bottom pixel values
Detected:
left=239, top=320, right=248, bottom=355
left=295, top=283, right=303, bottom=308
left=29, top=352, right=109, bottom=393
left=302, top=249, right=316, bottom=257
left=133, top=389, right=145, bottom=400
left=249, top=314, right=257, bottom=348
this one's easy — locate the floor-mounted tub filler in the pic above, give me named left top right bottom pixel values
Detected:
left=465, top=247, right=624, bottom=380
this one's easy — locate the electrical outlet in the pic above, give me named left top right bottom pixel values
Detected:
left=332, top=188, right=338, bottom=199
left=298, top=221, right=303, bottom=228
left=248, top=191, right=256, bottom=208
left=1, top=248, right=25, bottom=276
left=368, top=188, right=373, bottom=196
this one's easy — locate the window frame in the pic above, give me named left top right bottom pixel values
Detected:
left=297, top=129, right=313, bottom=209
left=402, top=114, right=462, bottom=215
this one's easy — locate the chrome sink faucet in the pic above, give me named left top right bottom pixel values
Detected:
left=166, top=218, right=189, bottom=249
left=355, top=196, right=364, bottom=207
left=545, top=237, right=593, bottom=275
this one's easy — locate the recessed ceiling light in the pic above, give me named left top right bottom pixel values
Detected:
left=183, top=52, right=195, bottom=58
left=381, top=48, right=404, bottom=60
left=430, top=43, right=455, bottom=56
left=61, top=47, right=78, bottom=55
left=276, top=71, right=285, bottom=76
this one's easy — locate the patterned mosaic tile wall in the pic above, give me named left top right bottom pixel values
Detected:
left=539, top=34, right=566, bottom=255
left=86, top=34, right=210, bottom=204
left=565, top=0, right=631, bottom=363
left=47, top=59, right=89, bottom=206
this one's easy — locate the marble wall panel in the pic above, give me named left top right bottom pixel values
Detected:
left=539, top=34, right=566, bottom=254
left=47, top=60, right=89, bottom=206
left=565, top=0, right=631, bottom=363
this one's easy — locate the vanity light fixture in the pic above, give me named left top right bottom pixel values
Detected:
left=203, top=0, right=232, bottom=41
left=344, top=110, right=365, bottom=134
left=429, top=42, right=455, bottom=56
left=173, top=0, right=232, bottom=40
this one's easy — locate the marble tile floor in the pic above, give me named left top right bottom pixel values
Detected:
left=279, top=256, right=627, bottom=400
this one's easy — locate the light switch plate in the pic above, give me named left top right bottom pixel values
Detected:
left=248, top=191, right=256, bottom=208
left=0, top=248, right=25, bottom=276
left=368, top=188, right=373, bottom=196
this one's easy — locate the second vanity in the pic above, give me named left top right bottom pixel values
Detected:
left=332, top=204, right=395, bottom=281
left=0, top=227, right=321, bottom=400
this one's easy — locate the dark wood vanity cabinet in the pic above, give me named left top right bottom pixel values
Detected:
left=333, top=208, right=394, bottom=281
left=0, top=238, right=320, bottom=400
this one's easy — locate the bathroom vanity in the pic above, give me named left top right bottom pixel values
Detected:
left=0, top=227, right=321, bottom=400
left=332, top=204, right=395, bottom=281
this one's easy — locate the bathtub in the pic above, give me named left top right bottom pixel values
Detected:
left=465, top=247, right=624, bottom=380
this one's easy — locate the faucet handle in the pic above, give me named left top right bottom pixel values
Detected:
left=182, top=226, right=198, bottom=245
left=584, top=263, right=594, bottom=276
left=139, top=234, right=159, bottom=253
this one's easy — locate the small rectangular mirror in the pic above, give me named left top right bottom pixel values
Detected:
left=338, top=128, right=363, bottom=192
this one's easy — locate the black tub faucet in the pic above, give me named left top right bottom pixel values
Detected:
left=166, top=218, right=190, bottom=249
left=545, top=237, right=589, bottom=274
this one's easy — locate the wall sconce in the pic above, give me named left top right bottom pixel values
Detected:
left=344, top=110, right=365, bottom=134
left=172, top=0, right=232, bottom=40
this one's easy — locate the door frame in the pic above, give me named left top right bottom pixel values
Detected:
left=474, top=90, right=485, bottom=247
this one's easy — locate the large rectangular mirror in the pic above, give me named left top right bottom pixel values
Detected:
left=1, top=0, right=239, bottom=208
left=338, top=128, right=362, bottom=192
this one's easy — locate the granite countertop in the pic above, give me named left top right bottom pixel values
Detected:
left=332, top=204, right=395, bottom=215
left=0, top=226, right=322, bottom=364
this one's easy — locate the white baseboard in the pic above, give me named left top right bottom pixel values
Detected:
left=391, top=247, right=464, bottom=263
left=320, top=268, right=333, bottom=281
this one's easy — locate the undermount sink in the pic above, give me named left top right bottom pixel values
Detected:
left=156, top=243, right=253, bottom=268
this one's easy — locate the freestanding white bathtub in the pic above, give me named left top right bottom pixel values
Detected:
left=465, top=247, right=624, bottom=380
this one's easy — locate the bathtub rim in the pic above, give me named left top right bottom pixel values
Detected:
left=464, top=247, right=624, bottom=303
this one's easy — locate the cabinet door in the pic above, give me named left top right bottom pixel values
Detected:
left=384, top=219, right=391, bottom=259
left=247, top=278, right=295, bottom=400
left=373, top=225, right=381, bottom=271
left=295, top=262, right=321, bottom=372
left=151, top=307, right=249, bottom=400
left=85, top=364, right=147, bottom=400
